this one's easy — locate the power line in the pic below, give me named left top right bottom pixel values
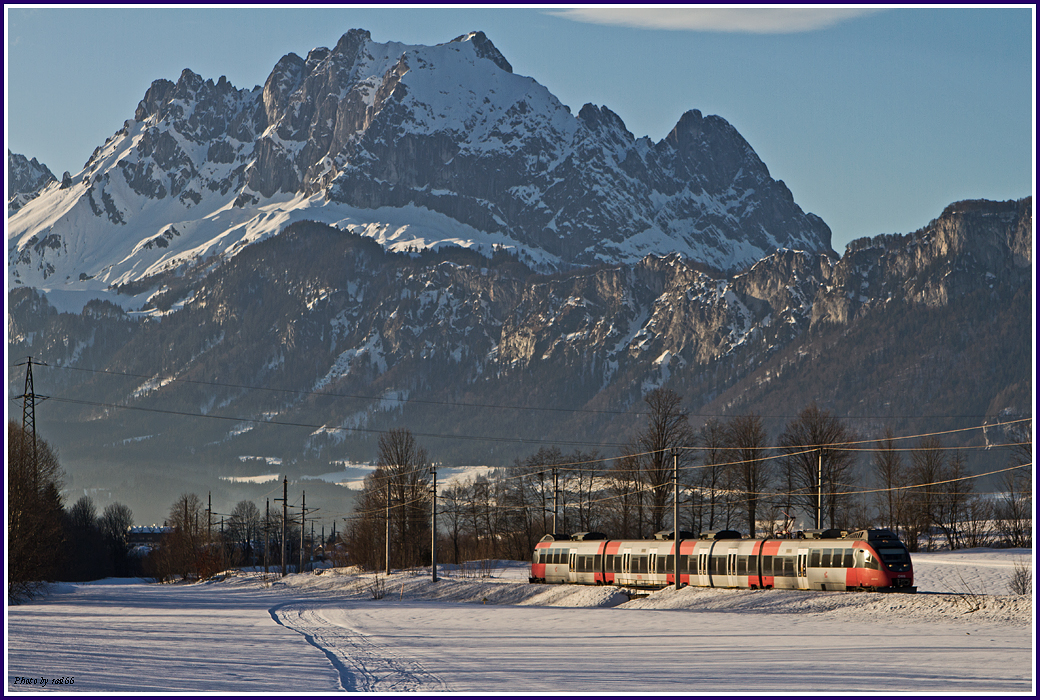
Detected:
left=21, top=358, right=1024, bottom=422
left=38, top=362, right=650, bottom=418
left=37, top=395, right=629, bottom=449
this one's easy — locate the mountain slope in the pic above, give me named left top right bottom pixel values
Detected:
left=8, top=199, right=1030, bottom=499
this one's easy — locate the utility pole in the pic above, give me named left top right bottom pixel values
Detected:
left=300, top=491, right=306, bottom=574
left=278, top=476, right=288, bottom=577
left=539, top=471, right=547, bottom=534
left=385, top=473, right=392, bottom=576
left=431, top=465, right=438, bottom=582
left=673, top=450, right=680, bottom=591
left=552, top=468, right=559, bottom=533
left=817, top=450, right=822, bottom=530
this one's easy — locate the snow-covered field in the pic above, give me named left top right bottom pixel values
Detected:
left=6, top=548, right=1034, bottom=693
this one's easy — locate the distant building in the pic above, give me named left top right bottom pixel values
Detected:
left=129, top=525, right=172, bottom=548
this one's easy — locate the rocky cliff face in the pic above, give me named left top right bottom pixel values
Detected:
left=8, top=29, right=831, bottom=294
left=811, top=198, right=1031, bottom=326
left=7, top=150, right=56, bottom=214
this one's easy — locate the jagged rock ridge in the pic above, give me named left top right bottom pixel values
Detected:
left=7, top=150, right=56, bottom=214
left=8, top=29, right=831, bottom=295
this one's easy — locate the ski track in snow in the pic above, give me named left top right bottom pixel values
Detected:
left=269, top=602, right=449, bottom=692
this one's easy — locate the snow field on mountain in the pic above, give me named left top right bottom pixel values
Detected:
left=6, top=549, right=1033, bottom=693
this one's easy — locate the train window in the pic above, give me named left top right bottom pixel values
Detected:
left=842, top=549, right=854, bottom=567
left=822, top=549, right=833, bottom=568
left=809, top=550, right=820, bottom=568
left=878, top=547, right=910, bottom=565
left=760, top=555, right=771, bottom=576
left=663, top=555, right=673, bottom=573
left=594, top=555, right=602, bottom=571
left=783, top=556, right=795, bottom=576
left=736, top=555, right=747, bottom=576
left=605, top=554, right=615, bottom=571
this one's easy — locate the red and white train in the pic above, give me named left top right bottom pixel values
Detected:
left=530, top=528, right=916, bottom=592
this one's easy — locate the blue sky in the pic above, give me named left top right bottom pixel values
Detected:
left=5, top=6, right=1034, bottom=253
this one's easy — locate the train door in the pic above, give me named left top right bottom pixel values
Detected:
left=621, top=549, right=632, bottom=585
left=727, top=550, right=738, bottom=587
left=698, top=552, right=709, bottom=587
left=849, top=548, right=867, bottom=589
left=796, top=548, right=809, bottom=590
left=649, top=550, right=658, bottom=584
left=568, top=551, right=577, bottom=583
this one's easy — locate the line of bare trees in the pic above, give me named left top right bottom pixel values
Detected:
left=872, top=424, right=1033, bottom=551
left=339, top=390, right=1032, bottom=570
left=144, top=492, right=324, bottom=582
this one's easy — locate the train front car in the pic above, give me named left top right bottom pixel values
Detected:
left=844, top=529, right=916, bottom=592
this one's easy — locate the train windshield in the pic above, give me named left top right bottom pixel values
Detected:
left=877, top=547, right=910, bottom=565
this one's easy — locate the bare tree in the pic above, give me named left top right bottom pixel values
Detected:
left=440, top=480, right=471, bottom=565
left=697, top=418, right=729, bottom=531
left=725, top=414, right=770, bottom=538
left=932, top=453, right=975, bottom=549
left=605, top=451, right=644, bottom=539
left=993, top=423, right=1032, bottom=548
left=158, top=492, right=219, bottom=580
left=228, top=500, right=261, bottom=566
left=777, top=403, right=859, bottom=530
left=99, top=503, right=134, bottom=577
left=633, top=388, right=697, bottom=534
left=346, top=428, right=432, bottom=571
left=381, top=428, right=432, bottom=568
left=907, top=436, right=945, bottom=551
left=871, top=427, right=908, bottom=536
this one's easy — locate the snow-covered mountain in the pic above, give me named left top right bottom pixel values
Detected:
left=7, top=150, right=56, bottom=214
left=8, top=29, right=831, bottom=302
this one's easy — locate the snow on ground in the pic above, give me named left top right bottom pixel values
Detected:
left=6, top=549, right=1034, bottom=693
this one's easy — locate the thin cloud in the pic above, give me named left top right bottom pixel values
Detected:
left=551, top=7, right=884, bottom=34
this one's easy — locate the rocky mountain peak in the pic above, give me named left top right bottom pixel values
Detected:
left=9, top=28, right=837, bottom=292
left=7, top=150, right=57, bottom=214
left=333, top=28, right=372, bottom=61
left=451, top=30, right=513, bottom=73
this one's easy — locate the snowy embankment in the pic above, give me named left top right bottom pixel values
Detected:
left=6, top=549, right=1034, bottom=693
